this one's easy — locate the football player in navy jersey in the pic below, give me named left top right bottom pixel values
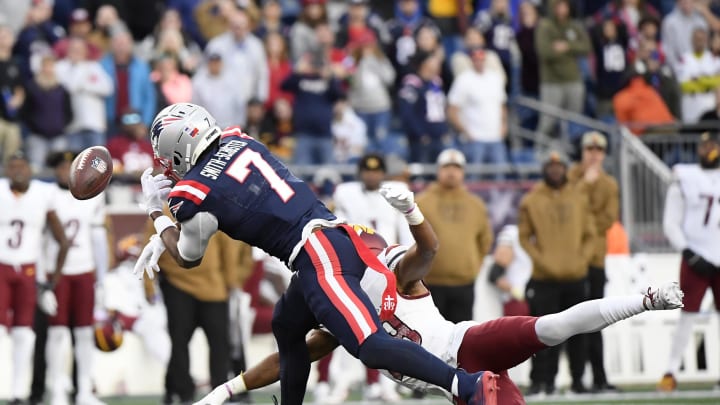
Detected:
left=134, top=103, right=498, bottom=405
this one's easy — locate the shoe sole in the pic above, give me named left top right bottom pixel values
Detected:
left=469, top=372, right=499, bottom=405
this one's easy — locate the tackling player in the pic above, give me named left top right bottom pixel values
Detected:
left=194, top=184, right=684, bottom=405
left=43, top=152, right=109, bottom=405
left=659, top=131, right=720, bottom=391
left=134, top=103, right=497, bottom=405
left=0, top=152, right=69, bottom=405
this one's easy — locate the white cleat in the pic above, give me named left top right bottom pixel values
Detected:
left=644, top=282, right=684, bottom=310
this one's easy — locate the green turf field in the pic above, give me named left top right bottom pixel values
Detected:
left=99, top=389, right=720, bottom=405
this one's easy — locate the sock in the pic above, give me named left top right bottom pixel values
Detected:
left=46, top=326, right=72, bottom=398
left=316, top=353, right=332, bottom=383
left=667, top=312, right=699, bottom=374
left=73, top=326, right=95, bottom=398
left=366, top=368, right=380, bottom=384
left=11, top=327, right=36, bottom=400
left=357, top=332, right=458, bottom=398
left=535, top=295, right=646, bottom=346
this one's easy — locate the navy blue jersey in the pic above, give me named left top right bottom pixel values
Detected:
left=167, top=129, right=337, bottom=264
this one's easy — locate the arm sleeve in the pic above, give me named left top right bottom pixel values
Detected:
left=663, top=181, right=687, bottom=250
left=596, top=179, right=620, bottom=234
left=141, top=65, right=157, bottom=126
left=255, top=43, right=270, bottom=102
left=83, top=64, right=114, bottom=97
left=91, top=197, right=109, bottom=282
left=534, top=20, right=558, bottom=62
left=375, top=56, right=396, bottom=86
left=476, top=203, right=494, bottom=257
left=397, top=81, right=425, bottom=137
left=569, top=23, right=591, bottom=56
left=280, top=73, right=300, bottom=92
left=580, top=196, right=598, bottom=263
left=447, top=74, right=467, bottom=107
left=518, top=199, right=543, bottom=263
left=91, top=227, right=109, bottom=284
left=177, top=211, right=219, bottom=262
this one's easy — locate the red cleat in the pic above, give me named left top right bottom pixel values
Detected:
left=467, top=372, right=499, bottom=405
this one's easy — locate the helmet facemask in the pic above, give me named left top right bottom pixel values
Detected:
left=150, top=103, right=221, bottom=181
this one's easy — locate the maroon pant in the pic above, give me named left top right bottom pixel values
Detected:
left=49, top=272, right=95, bottom=327
left=457, top=316, right=546, bottom=405
left=679, top=258, right=720, bottom=313
left=0, top=263, right=37, bottom=327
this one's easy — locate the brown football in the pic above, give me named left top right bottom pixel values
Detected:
left=69, top=146, right=113, bottom=200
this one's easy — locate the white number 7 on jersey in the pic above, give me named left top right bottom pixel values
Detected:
left=227, top=149, right=296, bottom=202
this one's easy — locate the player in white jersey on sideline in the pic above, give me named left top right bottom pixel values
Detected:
left=0, top=152, right=69, bottom=405
left=41, top=152, right=109, bottom=405
left=195, top=183, right=684, bottom=405
left=659, top=131, right=720, bottom=391
left=487, top=224, right=532, bottom=317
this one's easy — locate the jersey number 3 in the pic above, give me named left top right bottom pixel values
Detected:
left=226, top=149, right=295, bottom=202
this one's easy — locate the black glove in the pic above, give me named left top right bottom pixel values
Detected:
left=682, top=248, right=718, bottom=277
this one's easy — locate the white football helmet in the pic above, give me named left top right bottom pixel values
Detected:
left=150, top=103, right=222, bottom=180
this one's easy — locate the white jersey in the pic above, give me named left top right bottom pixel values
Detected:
left=0, top=179, right=57, bottom=266
left=497, top=225, right=532, bottom=302
left=676, top=51, right=720, bottom=123
left=102, top=261, right=148, bottom=318
left=361, top=245, right=477, bottom=397
left=668, top=164, right=720, bottom=265
left=45, top=187, right=105, bottom=275
left=333, top=181, right=414, bottom=245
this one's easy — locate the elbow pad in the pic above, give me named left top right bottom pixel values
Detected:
left=487, top=262, right=506, bottom=284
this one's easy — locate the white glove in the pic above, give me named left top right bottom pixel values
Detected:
left=140, top=167, right=173, bottom=215
left=193, top=384, right=231, bottom=405
left=39, top=289, right=58, bottom=316
left=133, top=234, right=166, bottom=280
left=379, top=184, right=415, bottom=213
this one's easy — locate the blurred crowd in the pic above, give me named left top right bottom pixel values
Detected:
left=3, top=0, right=720, bottom=175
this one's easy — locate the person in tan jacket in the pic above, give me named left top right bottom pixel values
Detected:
left=518, top=150, right=596, bottom=396
left=567, top=131, right=620, bottom=393
left=416, top=148, right=493, bottom=323
left=143, top=207, right=253, bottom=404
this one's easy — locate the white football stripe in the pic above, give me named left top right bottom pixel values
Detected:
left=173, top=184, right=208, bottom=201
left=308, top=234, right=374, bottom=340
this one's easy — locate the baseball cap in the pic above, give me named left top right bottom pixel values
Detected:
left=700, top=131, right=720, bottom=143
left=581, top=131, right=607, bottom=150
left=46, top=151, right=77, bottom=168
left=542, top=150, right=569, bottom=166
left=436, top=149, right=466, bottom=168
left=70, top=8, right=90, bottom=24
left=6, top=150, right=29, bottom=164
left=120, top=109, right=143, bottom=126
left=358, top=153, right=386, bottom=172
left=207, top=52, right=222, bottom=61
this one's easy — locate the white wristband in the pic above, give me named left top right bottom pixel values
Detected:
left=404, top=204, right=425, bottom=226
left=153, top=215, right=175, bottom=235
